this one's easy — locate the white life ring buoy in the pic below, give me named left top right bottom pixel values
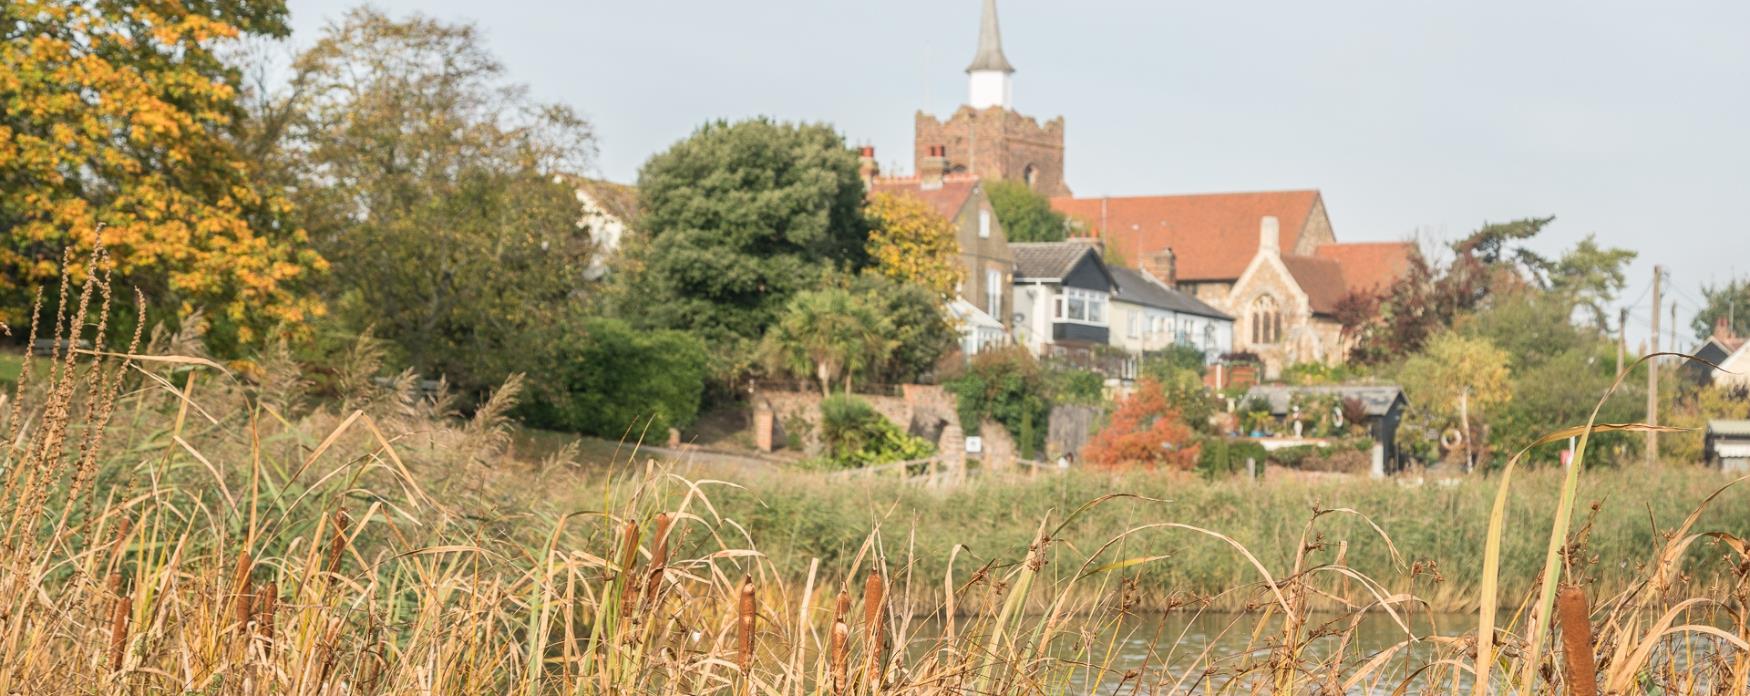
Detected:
left=1440, top=428, right=1464, bottom=450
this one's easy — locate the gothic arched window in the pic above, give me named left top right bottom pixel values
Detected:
left=1250, top=294, right=1282, bottom=345
left=1023, top=163, right=1039, bottom=190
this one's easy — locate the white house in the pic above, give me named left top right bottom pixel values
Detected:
left=1009, top=241, right=1114, bottom=356
left=1107, top=266, right=1234, bottom=360
left=569, top=178, right=638, bottom=281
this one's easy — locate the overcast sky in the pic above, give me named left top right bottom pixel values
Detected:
left=284, top=0, right=1749, bottom=346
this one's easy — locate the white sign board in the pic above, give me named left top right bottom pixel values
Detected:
left=964, top=436, right=983, bottom=454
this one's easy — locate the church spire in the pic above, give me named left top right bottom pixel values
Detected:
left=965, top=0, right=1014, bottom=109
left=965, top=0, right=1015, bottom=74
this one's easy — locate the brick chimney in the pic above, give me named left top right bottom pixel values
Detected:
left=1144, top=247, right=1177, bottom=287
left=1716, top=316, right=1737, bottom=341
left=920, top=145, right=947, bottom=189
left=858, top=145, right=878, bottom=188
left=1258, top=216, right=1280, bottom=256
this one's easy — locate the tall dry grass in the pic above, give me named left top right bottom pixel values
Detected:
left=1, top=251, right=1747, bottom=694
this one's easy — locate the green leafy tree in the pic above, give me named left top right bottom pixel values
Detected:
left=985, top=180, right=1069, bottom=242
left=251, top=9, right=595, bottom=397
left=1, top=0, right=325, bottom=349
left=518, top=318, right=708, bottom=438
left=1547, top=234, right=1637, bottom=330
left=1691, top=279, right=1750, bottom=342
left=616, top=118, right=870, bottom=375
left=847, top=273, right=957, bottom=385
left=1398, top=332, right=1512, bottom=469
left=866, top=193, right=961, bottom=296
left=759, top=287, right=894, bottom=395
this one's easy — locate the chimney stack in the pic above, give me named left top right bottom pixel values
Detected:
left=920, top=145, right=947, bottom=189
left=1144, top=247, right=1177, bottom=287
left=1258, top=216, right=1280, bottom=256
left=858, top=145, right=878, bottom=188
left=1716, top=316, right=1736, bottom=341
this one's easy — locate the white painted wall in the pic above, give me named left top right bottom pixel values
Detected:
left=1109, top=299, right=1234, bottom=362
left=576, top=188, right=627, bottom=281
left=968, top=70, right=1011, bottom=109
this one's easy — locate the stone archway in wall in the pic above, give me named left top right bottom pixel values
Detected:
left=1023, top=163, right=1039, bottom=190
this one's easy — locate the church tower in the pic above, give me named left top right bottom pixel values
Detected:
left=915, top=0, right=1070, bottom=196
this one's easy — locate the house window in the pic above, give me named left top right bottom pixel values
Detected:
left=985, top=269, right=1003, bottom=317
left=1053, top=288, right=1108, bottom=325
left=978, top=208, right=992, bottom=238
left=1250, top=294, right=1282, bottom=345
left=1128, top=312, right=1142, bottom=338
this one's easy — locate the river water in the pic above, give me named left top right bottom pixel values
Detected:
left=898, top=611, right=1479, bottom=695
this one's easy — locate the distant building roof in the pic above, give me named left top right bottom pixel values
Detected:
left=947, top=297, right=1004, bottom=331
left=1011, top=241, right=1105, bottom=282
left=1245, top=384, right=1408, bottom=417
left=868, top=175, right=980, bottom=221
left=1708, top=420, right=1750, bottom=437
left=1280, top=255, right=1349, bottom=315
left=573, top=177, right=638, bottom=222
left=1050, top=190, right=1323, bottom=282
left=1315, top=242, right=1418, bottom=296
left=1108, top=266, right=1231, bottom=319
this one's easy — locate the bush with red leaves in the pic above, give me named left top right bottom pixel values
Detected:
left=1081, top=380, right=1201, bottom=470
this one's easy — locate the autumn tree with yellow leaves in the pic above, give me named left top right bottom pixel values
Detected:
left=0, top=0, right=325, bottom=350
left=865, top=192, right=962, bottom=297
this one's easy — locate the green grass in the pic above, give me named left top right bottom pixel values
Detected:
left=593, top=464, right=1748, bottom=613
left=0, top=350, right=21, bottom=389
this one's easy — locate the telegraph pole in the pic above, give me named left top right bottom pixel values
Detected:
left=1669, top=301, right=1677, bottom=354
left=1646, top=265, right=1661, bottom=467
left=1616, top=307, right=1627, bottom=377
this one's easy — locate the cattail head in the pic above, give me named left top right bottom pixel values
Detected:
left=1556, top=584, right=1598, bottom=696
left=257, top=579, right=278, bottom=645
left=326, top=509, right=350, bottom=583
left=618, top=518, right=642, bottom=615
left=108, top=574, right=131, bottom=673
left=643, top=512, right=673, bottom=607
left=233, top=549, right=254, bottom=633
left=863, top=571, right=885, bottom=685
left=830, top=589, right=851, bottom=694
left=737, top=574, right=757, bottom=672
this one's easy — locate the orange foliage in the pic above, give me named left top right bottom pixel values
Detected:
left=1081, top=380, right=1200, bottom=470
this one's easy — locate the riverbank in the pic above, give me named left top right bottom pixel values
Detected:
left=556, top=460, right=1746, bottom=614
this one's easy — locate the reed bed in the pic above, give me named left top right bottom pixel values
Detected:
left=2, top=256, right=1748, bottom=694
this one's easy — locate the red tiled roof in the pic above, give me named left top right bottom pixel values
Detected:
left=1050, top=190, right=1322, bottom=281
left=1315, top=242, right=1416, bottom=296
left=1280, top=255, right=1348, bottom=316
left=868, top=175, right=980, bottom=221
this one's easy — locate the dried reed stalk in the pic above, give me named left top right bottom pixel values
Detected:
left=864, top=571, right=885, bottom=687
left=1556, top=584, right=1598, bottom=696
left=830, top=589, right=851, bottom=694
left=737, top=575, right=757, bottom=672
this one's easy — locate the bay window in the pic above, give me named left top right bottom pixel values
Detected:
left=1052, top=288, right=1108, bottom=325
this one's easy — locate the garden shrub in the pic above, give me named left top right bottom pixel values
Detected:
left=1196, top=437, right=1269, bottom=479
left=945, top=346, right=1050, bottom=458
left=518, top=318, right=709, bottom=438
left=816, top=394, right=934, bottom=469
